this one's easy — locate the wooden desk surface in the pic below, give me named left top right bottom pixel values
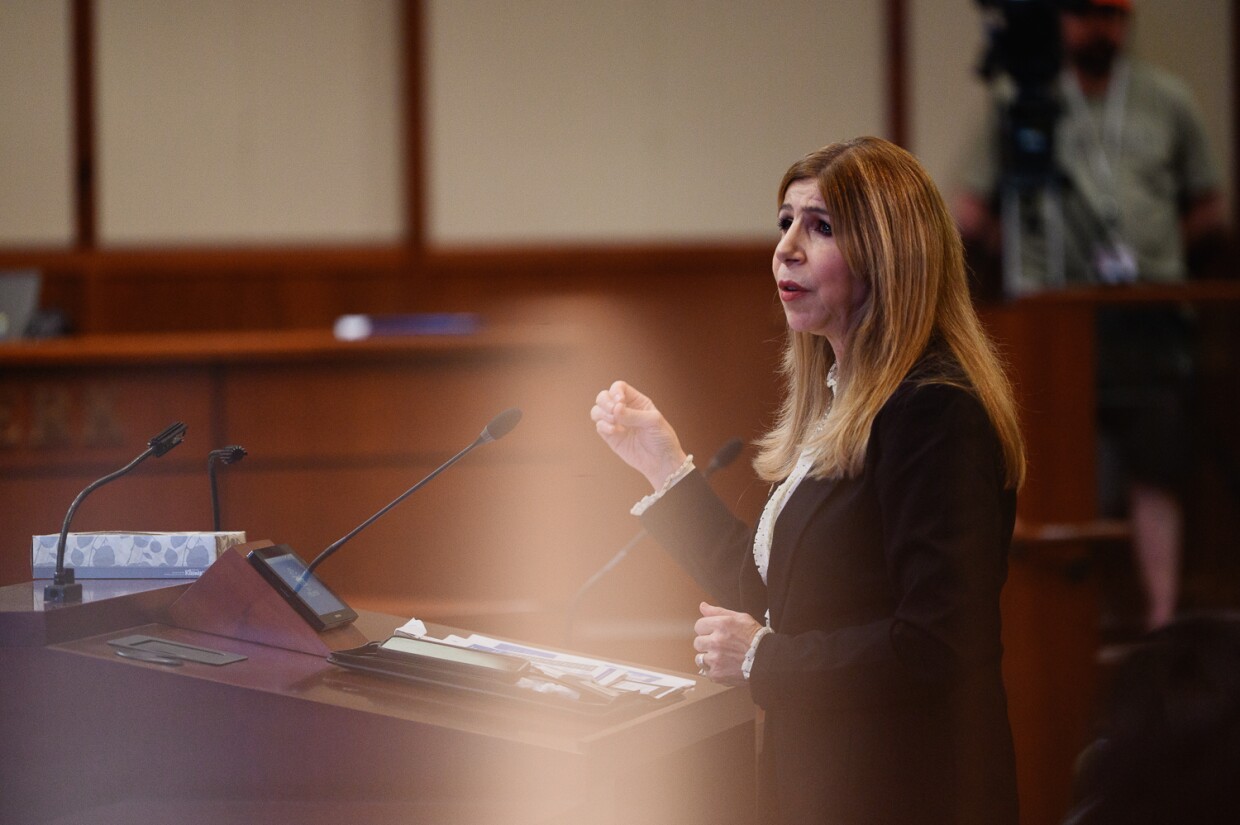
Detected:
left=51, top=617, right=749, bottom=757
left=1011, top=279, right=1240, bottom=306
left=0, top=323, right=571, bottom=367
left=0, top=579, right=190, bottom=646
left=1, top=578, right=750, bottom=746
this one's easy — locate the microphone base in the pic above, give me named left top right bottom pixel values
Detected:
left=44, top=581, right=84, bottom=603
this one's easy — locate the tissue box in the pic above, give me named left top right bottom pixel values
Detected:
left=32, top=531, right=246, bottom=579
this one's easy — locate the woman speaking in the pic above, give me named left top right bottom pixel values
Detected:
left=591, top=137, right=1025, bottom=824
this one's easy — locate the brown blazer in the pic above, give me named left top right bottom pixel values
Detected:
left=642, top=377, right=1019, bottom=825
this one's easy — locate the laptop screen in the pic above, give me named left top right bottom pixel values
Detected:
left=0, top=270, right=40, bottom=341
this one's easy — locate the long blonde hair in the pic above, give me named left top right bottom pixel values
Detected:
left=754, top=137, right=1025, bottom=489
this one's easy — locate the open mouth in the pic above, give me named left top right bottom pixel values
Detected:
left=779, top=280, right=807, bottom=293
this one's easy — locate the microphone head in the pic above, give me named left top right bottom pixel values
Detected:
left=149, top=422, right=188, bottom=457
left=480, top=407, right=522, bottom=443
left=212, top=445, right=248, bottom=465
left=705, top=437, right=744, bottom=474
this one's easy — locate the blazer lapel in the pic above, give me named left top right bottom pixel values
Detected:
left=765, top=475, right=842, bottom=630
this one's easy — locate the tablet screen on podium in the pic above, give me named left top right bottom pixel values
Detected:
left=247, top=544, right=358, bottom=631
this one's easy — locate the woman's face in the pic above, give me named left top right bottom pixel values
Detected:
left=773, top=179, right=869, bottom=356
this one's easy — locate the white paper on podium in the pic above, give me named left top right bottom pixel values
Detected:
left=393, top=617, right=694, bottom=699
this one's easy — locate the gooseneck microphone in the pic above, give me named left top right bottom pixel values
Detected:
left=564, top=436, right=744, bottom=642
left=45, top=422, right=188, bottom=604
left=700, top=437, right=744, bottom=477
left=208, top=445, right=247, bottom=531
left=301, top=408, right=522, bottom=582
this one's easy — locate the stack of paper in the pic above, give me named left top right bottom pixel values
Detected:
left=394, top=618, right=694, bottom=700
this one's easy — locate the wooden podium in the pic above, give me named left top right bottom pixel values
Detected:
left=165, top=541, right=368, bottom=656
left=0, top=577, right=755, bottom=825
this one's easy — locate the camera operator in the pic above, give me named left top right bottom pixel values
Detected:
left=955, top=0, right=1225, bottom=633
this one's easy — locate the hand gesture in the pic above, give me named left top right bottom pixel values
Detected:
left=590, top=380, right=688, bottom=490
left=694, top=602, right=764, bottom=686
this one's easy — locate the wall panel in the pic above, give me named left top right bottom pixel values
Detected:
left=0, top=0, right=74, bottom=246
left=94, top=0, right=405, bottom=245
left=425, top=0, right=887, bottom=246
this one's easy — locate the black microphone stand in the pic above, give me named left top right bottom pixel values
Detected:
left=45, top=422, right=187, bottom=604
left=564, top=437, right=743, bottom=644
left=208, top=445, right=247, bottom=531
left=300, top=408, right=521, bottom=584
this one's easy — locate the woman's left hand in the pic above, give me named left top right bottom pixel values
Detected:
left=694, top=602, right=763, bottom=686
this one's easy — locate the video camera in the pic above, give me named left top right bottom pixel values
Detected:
left=975, top=0, right=1065, bottom=189
left=976, top=0, right=1063, bottom=89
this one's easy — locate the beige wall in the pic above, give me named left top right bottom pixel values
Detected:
left=0, top=0, right=74, bottom=246
left=908, top=0, right=991, bottom=197
left=95, top=0, right=405, bottom=245
left=0, top=0, right=1232, bottom=248
left=425, top=0, right=884, bottom=246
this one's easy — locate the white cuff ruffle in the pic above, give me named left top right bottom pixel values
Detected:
left=629, top=454, right=695, bottom=516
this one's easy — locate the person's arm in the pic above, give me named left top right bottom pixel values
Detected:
left=954, top=104, right=1007, bottom=300
left=955, top=191, right=1006, bottom=301
left=748, top=384, right=1013, bottom=711
left=592, top=379, right=764, bottom=612
left=955, top=191, right=1001, bottom=252
left=1172, top=82, right=1227, bottom=276
left=640, top=466, right=765, bottom=614
left=1181, top=191, right=1227, bottom=277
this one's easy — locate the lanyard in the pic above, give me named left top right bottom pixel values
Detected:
left=1062, top=59, right=1130, bottom=226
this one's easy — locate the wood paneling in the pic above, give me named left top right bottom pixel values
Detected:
left=982, top=301, right=1101, bottom=825
left=0, top=292, right=784, bottom=643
